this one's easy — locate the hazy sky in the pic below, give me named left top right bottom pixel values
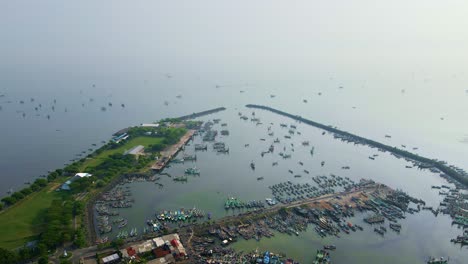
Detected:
left=2, top=1, right=468, bottom=77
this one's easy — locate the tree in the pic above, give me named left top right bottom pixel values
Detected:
left=64, top=163, right=80, bottom=174
left=69, top=177, right=94, bottom=193
left=12, top=192, right=25, bottom=200
left=38, top=256, right=48, bottom=264
left=30, top=183, right=41, bottom=191
left=0, top=248, right=18, bottom=264
left=1, top=196, right=16, bottom=206
left=37, top=243, right=48, bottom=257
left=111, top=238, right=124, bottom=248
left=20, top=187, right=32, bottom=196
left=34, top=178, right=48, bottom=187
left=47, top=171, right=59, bottom=182
left=95, top=180, right=105, bottom=188
left=74, top=228, right=86, bottom=248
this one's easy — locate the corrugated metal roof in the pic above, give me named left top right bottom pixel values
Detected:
left=102, top=253, right=119, bottom=263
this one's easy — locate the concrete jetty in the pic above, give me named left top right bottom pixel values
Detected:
left=151, top=130, right=195, bottom=172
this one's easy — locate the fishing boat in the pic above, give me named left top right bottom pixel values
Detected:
left=118, top=220, right=128, bottom=228
left=313, top=249, right=331, bottom=264
left=323, top=245, right=336, bottom=250
left=257, top=177, right=264, bottom=181
left=265, top=198, right=277, bottom=206
left=427, top=257, right=449, bottom=264
left=185, top=167, right=200, bottom=175
left=173, top=176, right=188, bottom=182
left=250, top=161, right=255, bottom=170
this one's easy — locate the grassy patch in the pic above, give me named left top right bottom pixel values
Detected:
left=0, top=185, right=61, bottom=249
left=80, top=136, right=163, bottom=171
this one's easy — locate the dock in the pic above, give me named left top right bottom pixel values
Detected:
left=151, top=130, right=195, bottom=172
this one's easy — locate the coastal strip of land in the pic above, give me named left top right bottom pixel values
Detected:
left=246, top=104, right=468, bottom=187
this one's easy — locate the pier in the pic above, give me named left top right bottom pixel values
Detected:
left=151, top=130, right=196, bottom=172
left=246, top=104, right=468, bottom=187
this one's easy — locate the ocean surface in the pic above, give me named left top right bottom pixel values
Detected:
left=1, top=73, right=468, bottom=196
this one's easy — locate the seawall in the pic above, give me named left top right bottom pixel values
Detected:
left=176, top=107, right=226, bottom=120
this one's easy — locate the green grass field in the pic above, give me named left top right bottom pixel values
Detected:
left=0, top=185, right=60, bottom=249
left=80, top=136, right=163, bottom=170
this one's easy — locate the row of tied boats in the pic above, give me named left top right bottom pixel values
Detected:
left=156, top=208, right=205, bottom=222
left=224, top=197, right=277, bottom=209
left=116, top=227, right=138, bottom=239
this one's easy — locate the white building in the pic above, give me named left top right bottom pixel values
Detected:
left=60, top=173, right=92, bottom=191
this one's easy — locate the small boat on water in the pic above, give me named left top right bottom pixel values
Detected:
left=265, top=198, right=277, bottom=206
left=250, top=161, right=255, bottom=170
left=313, top=249, right=330, bottom=264
left=323, top=245, right=336, bottom=250
left=257, top=177, right=264, bottom=181
left=427, top=257, right=449, bottom=264
left=185, top=167, right=200, bottom=175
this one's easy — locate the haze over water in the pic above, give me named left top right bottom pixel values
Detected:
left=1, top=1, right=468, bottom=200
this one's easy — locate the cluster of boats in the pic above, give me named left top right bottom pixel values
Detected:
left=373, top=226, right=387, bottom=235
left=97, top=215, right=112, bottom=234
left=195, top=144, right=208, bottom=151
left=185, top=167, right=200, bottom=175
left=213, top=142, right=229, bottom=153
left=224, top=197, right=244, bottom=209
left=312, top=174, right=356, bottom=190
left=224, top=197, right=277, bottom=210
left=313, top=249, right=331, bottom=264
left=155, top=208, right=206, bottom=222
left=203, top=130, right=217, bottom=141
left=116, top=228, right=138, bottom=239
left=269, top=180, right=337, bottom=204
